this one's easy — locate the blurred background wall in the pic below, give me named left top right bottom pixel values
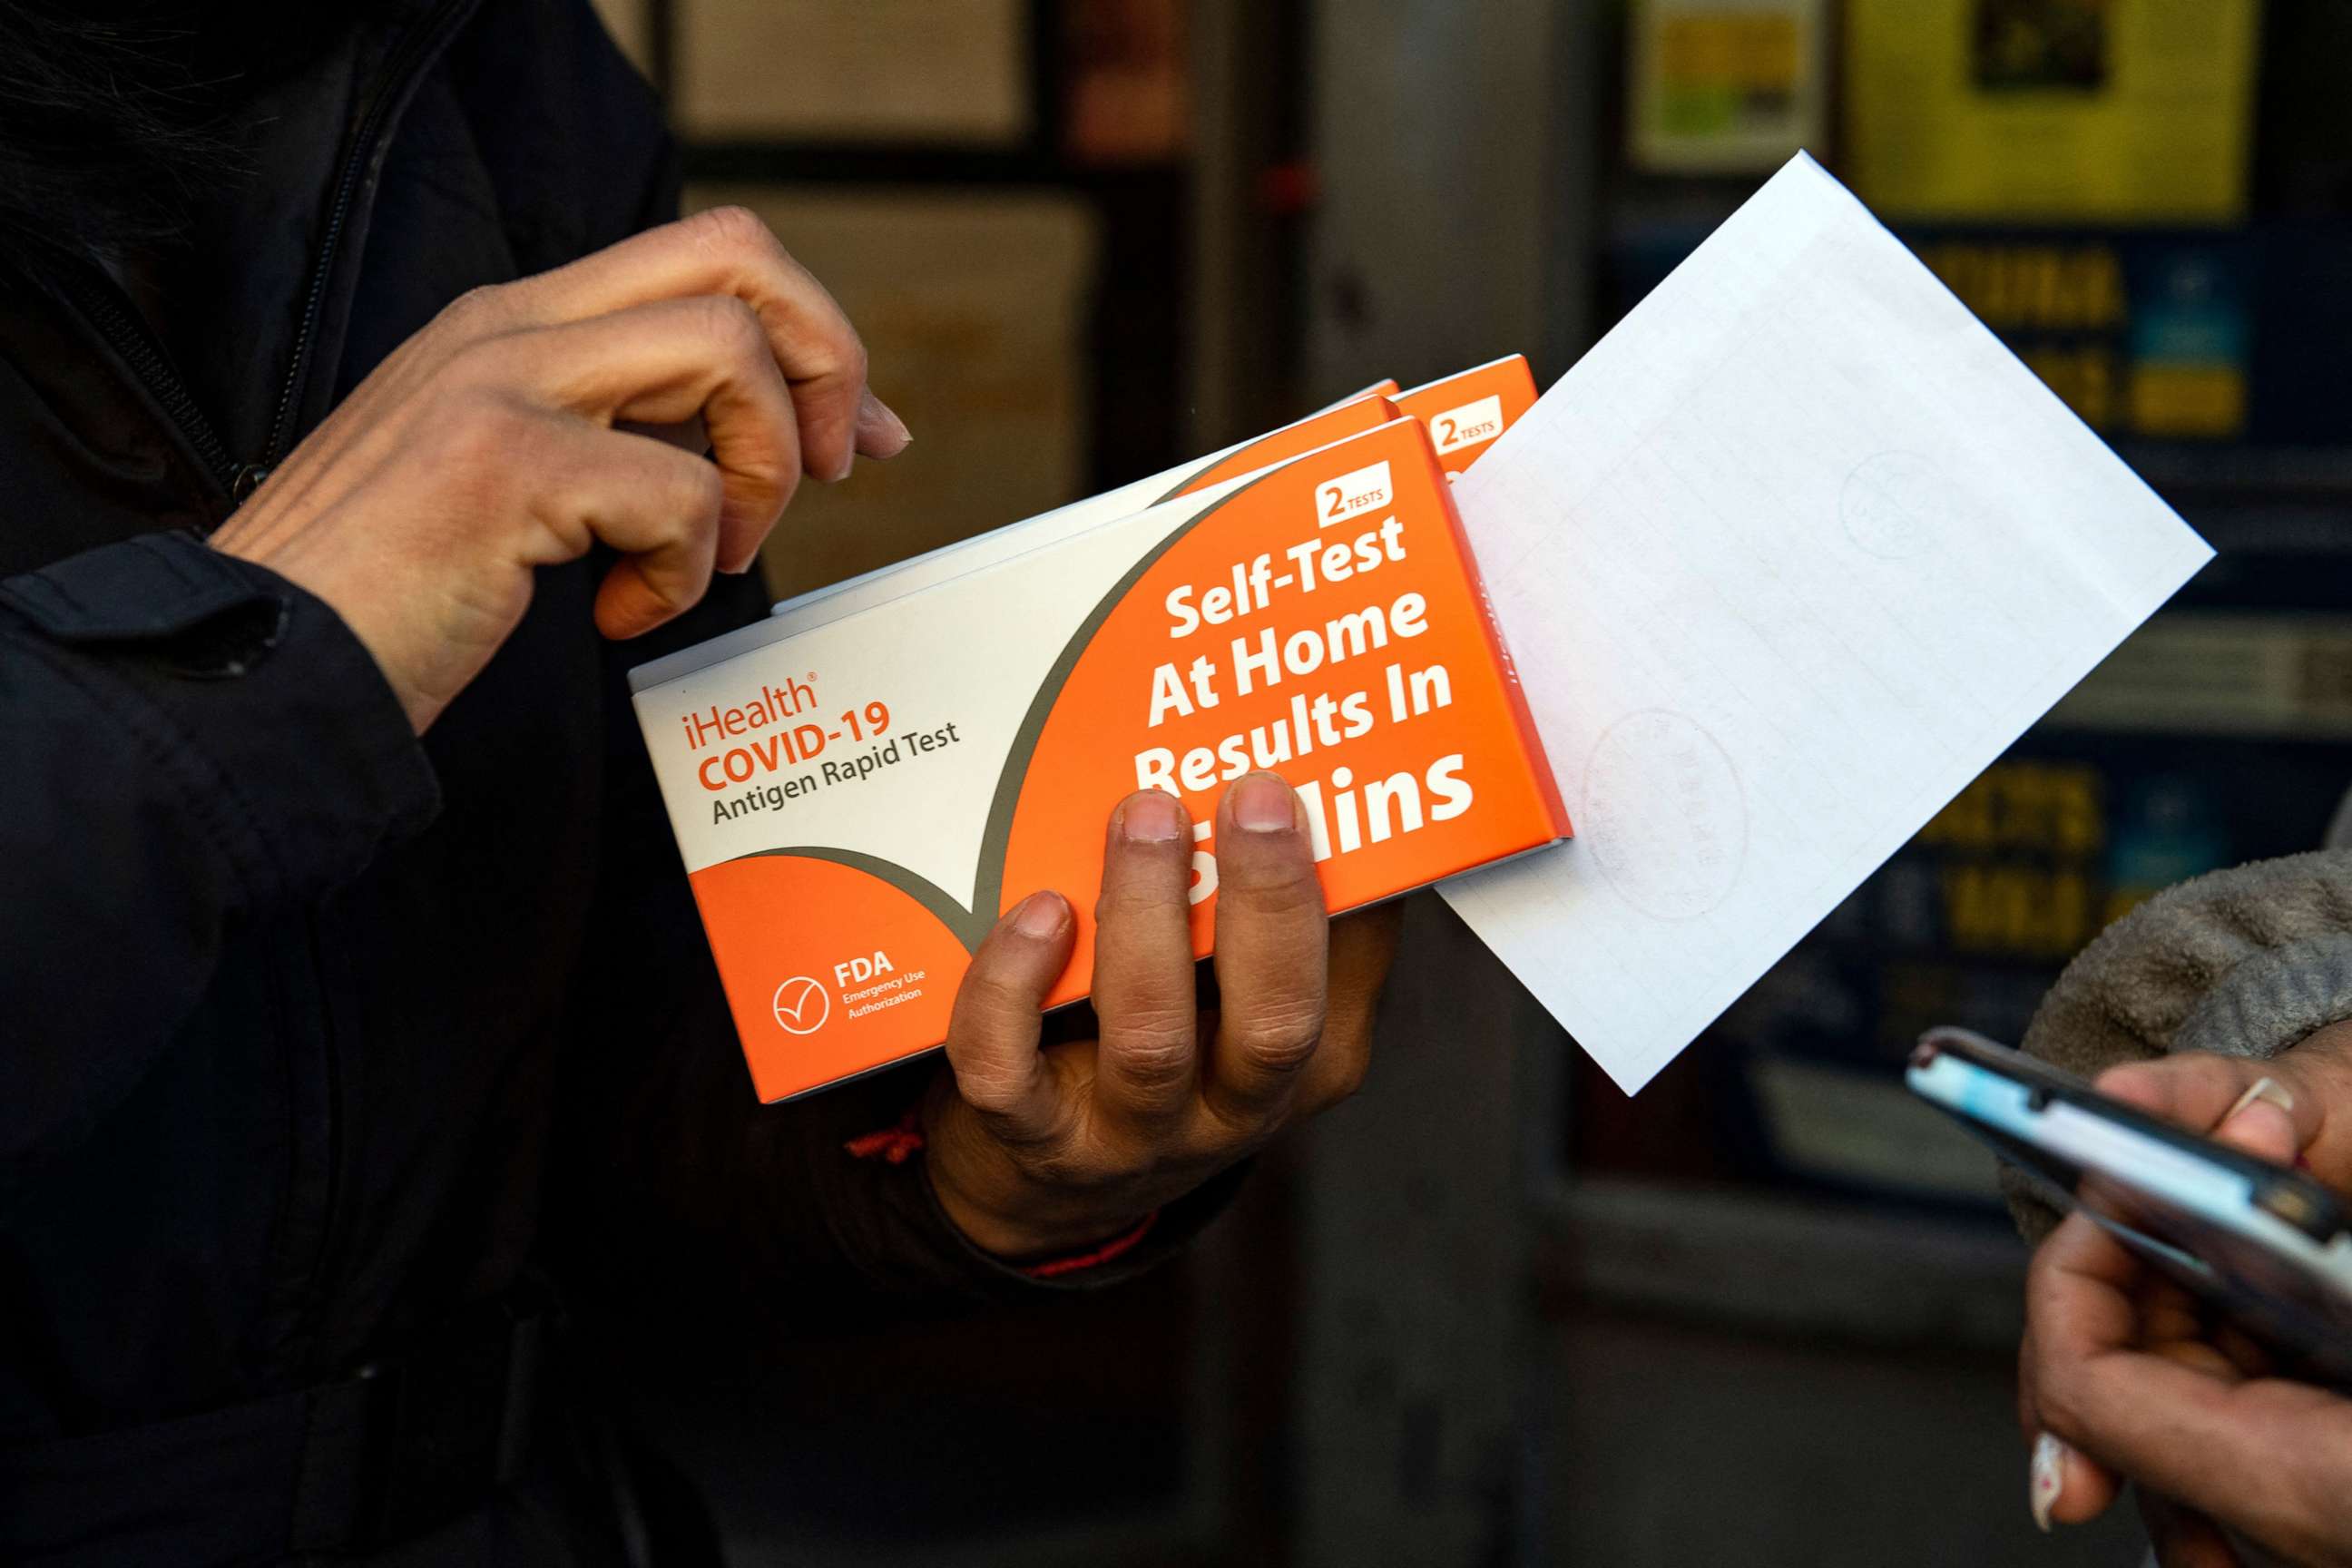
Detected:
left=584, top=2, right=2352, bottom=1562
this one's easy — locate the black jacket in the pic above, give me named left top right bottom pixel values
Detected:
left=0, top=4, right=1212, bottom=1561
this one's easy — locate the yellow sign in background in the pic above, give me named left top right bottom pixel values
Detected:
left=1845, top=0, right=2261, bottom=221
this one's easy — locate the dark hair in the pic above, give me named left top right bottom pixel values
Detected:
left=0, top=2, right=377, bottom=270
left=0, top=4, right=249, bottom=266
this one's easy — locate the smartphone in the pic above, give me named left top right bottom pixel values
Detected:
left=1906, top=1026, right=2352, bottom=1386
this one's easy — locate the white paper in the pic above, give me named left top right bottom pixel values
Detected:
left=1441, top=153, right=2213, bottom=1093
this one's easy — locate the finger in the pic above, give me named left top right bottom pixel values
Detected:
left=2021, top=1210, right=2146, bottom=1443
left=500, top=422, right=727, bottom=639
left=503, top=296, right=799, bottom=573
left=2029, top=1429, right=2121, bottom=1532
left=1295, top=902, right=1399, bottom=1112
left=2140, top=1275, right=2210, bottom=1349
left=2149, top=1334, right=2258, bottom=1382
left=2017, top=1318, right=2042, bottom=1441
left=2204, top=1319, right=2279, bottom=1380
left=617, top=413, right=710, bottom=457
left=855, top=387, right=912, bottom=462
left=1204, top=772, right=1329, bottom=1129
left=1089, top=789, right=1201, bottom=1130
left=2020, top=1283, right=2126, bottom=1529
left=2098, top=1056, right=2320, bottom=1154
left=942, top=892, right=1077, bottom=1147
left=2210, top=1091, right=2298, bottom=1168
left=2139, top=1492, right=2244, bottom=1568
left=500, top=206, right=880, bottom=481
left=2026, top=1209, right=2352, bottom=1534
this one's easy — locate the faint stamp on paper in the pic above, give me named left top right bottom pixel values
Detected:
left=1840, top=450, right=1964, bottom=561
left=1580, top=710, right=1748, bottom=920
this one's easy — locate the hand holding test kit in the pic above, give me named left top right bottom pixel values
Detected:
left=632, top=361, right=1563, bottom=1100
left=634, top=155, right=2211, bottom=1102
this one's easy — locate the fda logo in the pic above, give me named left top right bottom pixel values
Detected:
left=772, top=975, right=829, bottom=1035
left=1316, top=460, right=1392, bottom=528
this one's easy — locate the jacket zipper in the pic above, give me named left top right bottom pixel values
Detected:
left=260, top=0, right=476, bottom=474
left=64, top=0, right=478, bottom=520
left=59, top=269, right=245, bottom=505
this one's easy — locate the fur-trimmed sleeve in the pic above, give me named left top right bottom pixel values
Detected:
left=2008, top=849, right=2352, bottom=1242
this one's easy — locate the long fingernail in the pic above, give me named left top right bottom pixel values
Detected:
left=2226, top=1076, right=2294, bottom=1123
left=1230, top=772, right=1298, bottom=833
left=860, top=387, right=912, bottom=454
left=2029, top=1432, right=2067, bottom=1533
left=1012, top=891, right=1067, bottom=938
left=1119, top=789, right=1185, bottom=844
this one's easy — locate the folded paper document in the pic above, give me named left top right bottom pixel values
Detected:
left=1438, top=153, right=2213, bottom=1093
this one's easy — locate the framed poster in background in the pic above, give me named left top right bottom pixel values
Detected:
left=1844, top=0, right=2261, bottom=222
left=673, top=0, right=1032, bottom=144
left=682, top=188, right=1099, bottom=601
left=1629, top=0, right=1828, bottom=173
left=1063, top=0, right=1190, bottom=167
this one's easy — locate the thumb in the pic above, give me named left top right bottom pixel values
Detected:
left=940, top=892, right=1075, bottom=1145
left=2211, top=1076, right=2299, bottom=1168
left=2101, top=1056, right=2320, bottom=1156
left=853, top=387, right=912, bottom=460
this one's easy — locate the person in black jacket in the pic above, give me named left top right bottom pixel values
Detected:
left=0, top=4, right=1397, bottom=1563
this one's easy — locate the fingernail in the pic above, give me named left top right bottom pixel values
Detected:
left=2030, top=1431, right=2067, bottom=1533
left=1118, top=789, right=1185, bottom=844
left=860, top=387, right=912, bottom=453
left=1012, top=891, right=1066, bottom=938
left=2225, top=1076, right=2294, bottom=1123
left=1230, top=772, right=1298, bottom=833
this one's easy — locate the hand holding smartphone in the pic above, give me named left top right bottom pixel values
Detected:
left=1906, top=1027, right=2352, bottom=1387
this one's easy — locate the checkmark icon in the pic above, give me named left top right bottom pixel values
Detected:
left=771, top=976, right=829, bottom=1035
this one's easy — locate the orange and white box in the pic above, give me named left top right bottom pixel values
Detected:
left=765, top=385, right=1405, bottom=636
left=1395, top=354, right=1539, bottom=476
left=631, top=416, right=1571, bottom=1101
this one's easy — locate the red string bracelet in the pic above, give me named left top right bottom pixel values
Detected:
left=1020, top=1210, right=1159, bottom=1279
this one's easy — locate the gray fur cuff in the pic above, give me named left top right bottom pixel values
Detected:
left=2004, top=849, right=2352, bottom=1242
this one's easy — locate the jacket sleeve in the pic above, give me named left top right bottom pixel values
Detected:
left=2005, top=848, right=2352, bottom=1243
left=546, top=566, right=1237, bottom=1359
left=0, top=530, right=437, bottom=1191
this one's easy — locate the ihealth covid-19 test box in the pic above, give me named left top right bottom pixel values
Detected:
left=631, top=386, right=1563, bottom=1102
left=1396, top=355, right=1539, bottom=477
left=762, top=388, right=1403, bottom=638
left=761, top=354, right=1537, bottom=638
